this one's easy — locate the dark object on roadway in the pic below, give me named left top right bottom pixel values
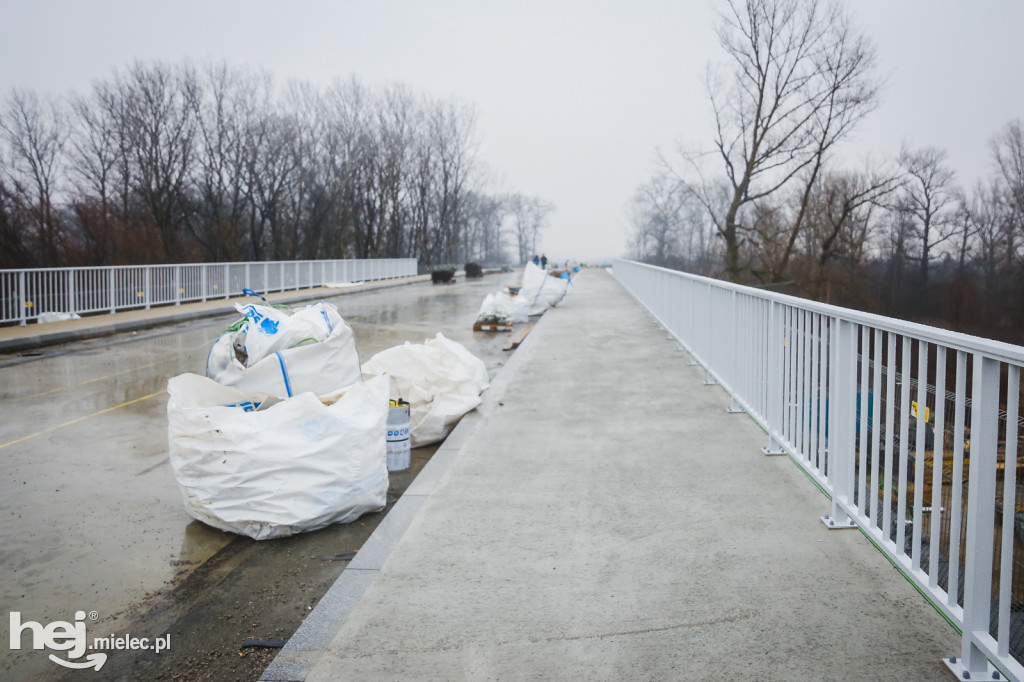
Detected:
left=431, top=269, right=456, bottom=284
left=464, top=262, right=483, bottom=278
left=240, top=639, right=287, bottom=649
left=323, top=551, right=358, bottom=562
left=473, top=313, right=513, bottom=332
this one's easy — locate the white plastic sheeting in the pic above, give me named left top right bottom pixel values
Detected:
left=206, top=301, right=361, bottom=398
left=167, top=373, right=389, bottom=540
left=361, top=333, right=488, bottom=448
left=518, top=262, right=570, bottom=315
left=36, top=311, right=82, bottom=323
left=477, top=290, right=529, bottom=323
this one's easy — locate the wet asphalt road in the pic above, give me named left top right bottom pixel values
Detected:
left=0, top=272, right=521, bottom=681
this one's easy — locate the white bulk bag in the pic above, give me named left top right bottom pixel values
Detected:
left=206, top=301, right=361, bottom=398
left=361, top=333, right=488, bottom=448
left=519, top=262, right=570, bottom=315
left=477, top=291, right=529, bottom=323
left=167, top=373, right=389, bottom=540
left=37, top=311, right=82, bottom=323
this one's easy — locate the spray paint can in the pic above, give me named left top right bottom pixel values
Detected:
left=387, top=399, right=411, bottom=471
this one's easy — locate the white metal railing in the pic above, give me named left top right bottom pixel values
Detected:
left=0, top=259, right=418, bottom=326
left=613, top=258, right=1024, bottom=682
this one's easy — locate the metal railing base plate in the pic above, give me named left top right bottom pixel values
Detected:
left=820, top=515, right=858, bottom=530
left=944, top=656, right=1004, bottom=680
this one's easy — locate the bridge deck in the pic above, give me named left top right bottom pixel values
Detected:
left=263, top=269, right=960, bottom=681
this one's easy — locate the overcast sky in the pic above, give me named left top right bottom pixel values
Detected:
left=1, top=1, right=1022, bottom=262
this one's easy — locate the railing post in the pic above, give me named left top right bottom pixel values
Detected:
left=950, top=355, right=1002, bottom=678
left=762, top=301, right=786, bottom=455
left=727, top=290, right=744, bottom=413
left=19, top=270, right=27, bottom=326
left=68, top=269, right=76, bottom=316
left=109, top=269, right=116, bottom=314
left=245, top=263, right=250, bottom=292
left=175, top=266, right=181, bottom=306
left=703, top=283, right=717, bottom=385
left=144, top=266, right=151, bottom=309
left=822, top=317, right=857, bottom=529
left=201, top=266, right=208, bottom=303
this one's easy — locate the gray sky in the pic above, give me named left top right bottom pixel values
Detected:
left=1, top=0, right=1022, bottom=262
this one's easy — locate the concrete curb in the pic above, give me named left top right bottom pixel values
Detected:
left=259, top=311, right=548, bottom=682
left=0, top=276, right=429, bottom=355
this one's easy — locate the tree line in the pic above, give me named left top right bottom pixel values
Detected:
left=630, top=0, right=1024, bottom=344
left=0, top=61, right=555, bottom=269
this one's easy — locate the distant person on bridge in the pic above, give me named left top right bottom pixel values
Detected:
left=540, top=254, right=547, bottom=269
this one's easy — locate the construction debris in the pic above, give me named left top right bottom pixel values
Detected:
left=502, top=324, right=534, bottom=351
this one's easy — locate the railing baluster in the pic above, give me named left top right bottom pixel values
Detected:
left=928, top=346, right=946, bottom=587
left=896, top=338, right=912, bottom=550
left=799, top=309, right=809, bottom=455
left=858, top=326, right=870, bottom=516
left=870, top=329, right=883, bottom=526
left=912, top=340, right=928, bottom=570
left=883, top=333, right=897, bottom=543
left=809, top=313, right=819, bottom=471
left=998, top=365, right=1019, bottom=657
left=948, top=351, right=967, bottom=609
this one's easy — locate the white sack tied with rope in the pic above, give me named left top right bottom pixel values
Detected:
left=361, top=333, right=488, bottom=447
left=167, top=373, right=389, bottom=540
left=518, top=262, right=570, bottom=315
left=206, top=301, right=361, bottom=398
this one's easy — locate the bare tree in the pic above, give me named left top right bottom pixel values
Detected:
left=898, top=145, right=958, bottom=294
left=69, top=83, right=123, bottom=263
left=112, top=61, right=199, bottom=260
left=0, top=89, right=69, bottom=265
left=2, top=58, right=532, bottom=269
left=879, top=197, right=916, bottom=316
left=230, top=103, right=297, bottom=262
left=188, top=63, right=271, bottom=260
left=628, top=174, right=690, bottom=268
left=460, top=190, right=506, bottom=263
left=0, top=178, right=36, bottom=267
left=428, top=98, right=478, bottom=263
left=370, top=84, right=414, bottom=258
left=679, top=0, right=880, bottom=282
left=507, top=194, right=554, bottom=264
left=797, top=166, right=900, bottom=301
left=991, top=119, right=1024, bottom=263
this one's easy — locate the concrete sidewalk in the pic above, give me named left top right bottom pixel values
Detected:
left=263, top=269, right=960, bottom=681
left=0, top=275, right=428, bottom=354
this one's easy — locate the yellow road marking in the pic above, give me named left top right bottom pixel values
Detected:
left=0, top=390, right=166, bottom=450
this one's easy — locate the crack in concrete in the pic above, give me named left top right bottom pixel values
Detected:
left=541, top=610, right=759, bottom=643
left=328, top=610, right=759, bottom=661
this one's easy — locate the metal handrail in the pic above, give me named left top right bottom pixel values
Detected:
left=613, top=258, right=1024, bottom=682
left=0, top=259, right=418, bottom=326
